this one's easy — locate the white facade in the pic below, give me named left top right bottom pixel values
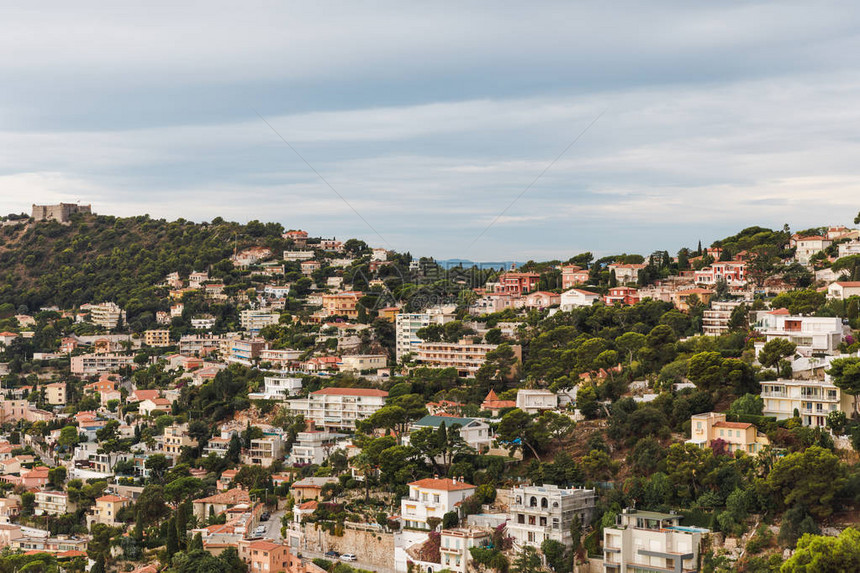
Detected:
left=827, top=281, right=860, bottom=300
left=794, top=236, right=831, bottom=265
left=191, top=316, right=217, bottom=330
left=760, top=378, right=853, bottom=427
left=401, top=478, right=476, bottom=530
left=508, top=484, right=596, bottom=549
left=289, top=431, right=344, bottom=465
left=286, top=388, right=388, bottom=432
left=603, top=509, right=708, bottom=573
left=283, top=250, right=316, bottom=261
left=247, top=375, right=303, bottom=401
left=395, top=307, right=456, bottom=362
left=439, top=529, right=492, bottom=573
left=88, top=303, right=126, bottom=329
left=264, top=285, right=291, bottom=298
left=407, top=416, right=494, bottom=452
left=516, top=390, right=558, bottom=414
left=754, top=311, right=843, bottom=356
left=838, top=240, right=860, bottom=258
left=559, top=289, right=600, bottom=311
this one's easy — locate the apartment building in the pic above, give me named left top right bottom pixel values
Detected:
left=286, top=387, right=388, bottom=432
left=339, top=354, right=387, bottom=373
left=248, top=375, right=303, bottom=401
left=243, top=436, right=284, bottom=468
left=179, top=334, right=225, bottom=356
left=87, top=302, right=126, bottom=329
left=395, top=307, right=457, bottom=361
left=760, top=379, right=852, bottom=427
left=226, top=338, right=266, bottom=364
left=240, top=310, right=281, bottom=333
left=163, top=423, right=199, bottom=460
left=702, top=300, right=746, bottom=336
left=516, top=390, right=558, bottom=414
left=401, top=478, right=476, bottom=530
left=144, top=329, right=171, bottom=347
left=45, top=382, right=66, bottom=406
left=191, top=316, right=217, bottom=330
left=603, top=509, right=709, bottom=573
left=290, top=430, right=344, bottom=465
left=508, top=484, right=596, bottom=549
left=687, top=412, right=769, bottom=455
left=754, top=310, right=843, bottom=356
left=34, top=491, right=74, bottom=516
left=259, top=348, right=302, bottom=368
left=321, top=292, right=364, bottom=319
left=416, top=340, right=522, bottom=377
left=70, top=353, right=135, bottom=374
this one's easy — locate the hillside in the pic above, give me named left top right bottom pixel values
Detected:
left=0, top=214, right=288, bottom=317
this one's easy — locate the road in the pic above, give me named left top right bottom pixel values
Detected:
left=261, top=509, right=286, bottom=541
left=298, top=549, right=393, bottom=573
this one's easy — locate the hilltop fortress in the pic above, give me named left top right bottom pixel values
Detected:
left=31, top=203, right=92, bottom=223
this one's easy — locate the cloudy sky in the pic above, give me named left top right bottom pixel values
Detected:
left=2, top=2, right=860, bottom=260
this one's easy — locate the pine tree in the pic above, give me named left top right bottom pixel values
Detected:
left=697, top=240, right=702, bottom=255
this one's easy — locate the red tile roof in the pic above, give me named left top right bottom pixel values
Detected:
left=408, top=478, right=476, bottom=491
left=97, top=495, right=129, bottom=503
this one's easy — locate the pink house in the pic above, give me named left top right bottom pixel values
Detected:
left=524, top=291, right=561, bottom=308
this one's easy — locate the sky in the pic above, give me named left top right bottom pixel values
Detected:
left=2, top=1, right=860, bottom=261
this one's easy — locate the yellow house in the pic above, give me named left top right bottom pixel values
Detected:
left=87, top=494, right=129, bottom=529
left=45, top=382, right=66, bottom=406
left=688, top=412, right=769, bottom=455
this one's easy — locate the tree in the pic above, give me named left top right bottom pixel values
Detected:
left=727, top=303, right=748, bottom=331
left=687, top=352, right=724, bottom=393
left=766, top=446, right=846, bottom=519
left=48, top=466, right=67, bottom=489
left=781, top=527, right=860, bottom=572
left=58, top=425, right=79, bottom=449
left=616, top=332, right=647, bottom=364
left=541, top=539, right=570, bottom=573
left=826, top=357, right=860, bottom=415
left=511, top=546, right=542, bottom=573
left=90, top=555, right=106, bottom=573
left=497, top=409, right=547, bottom=460
left=758, top=339, right=797, bottom=369
left=729, top=394, right=764, bottom=416
left=145, top=454, right=171, bottom=483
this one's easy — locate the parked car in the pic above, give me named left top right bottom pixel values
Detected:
left=254, top=525, right=266, bottom=536
left=341, top=555, right=357, bottom=562
left=325, top=551, right=340, bottom=558
left=260, top=512, right=270, bottom=522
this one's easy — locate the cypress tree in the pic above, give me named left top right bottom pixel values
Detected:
left=166, top=515, right=179, bottom=558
